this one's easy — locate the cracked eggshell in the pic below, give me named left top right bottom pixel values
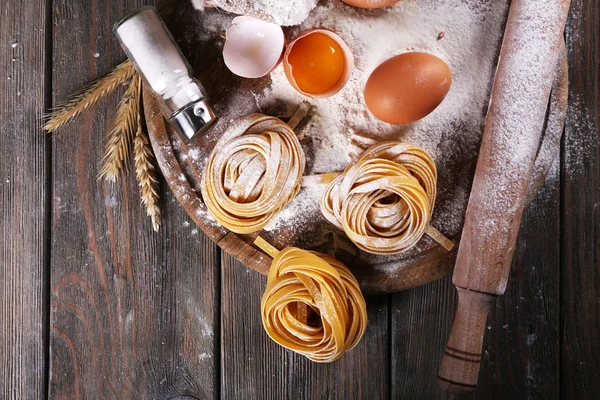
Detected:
left=283, top=29, right=354, bottom=98
left=223, top=16, right=285, bottom=78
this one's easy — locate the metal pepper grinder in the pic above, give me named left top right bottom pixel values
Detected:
left=114, top=6, right=216, bottom=141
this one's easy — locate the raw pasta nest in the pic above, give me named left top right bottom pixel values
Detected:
left=321, top=141, right=437, bottom=254
left=261, top=246, right=368, bottom=362
left=201, top=114, right=305, bottom=234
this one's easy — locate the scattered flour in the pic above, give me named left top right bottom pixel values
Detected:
left=193, top=0, right=318, bottom=26
left=197, top=0, right=510, bottom=239
left=188, top=148, right=201, bottom=161
left=105, top=196, right=118, bottom=208
left=179, top=0, right=567, bottom=263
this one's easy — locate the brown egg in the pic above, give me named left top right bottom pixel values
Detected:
left=364, top=52, right=452, bottom=124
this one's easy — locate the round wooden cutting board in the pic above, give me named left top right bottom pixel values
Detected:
left=143, top=5, right=568, bottom=295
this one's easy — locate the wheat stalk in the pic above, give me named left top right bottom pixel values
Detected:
left=44, top=60, right=136, bottom=132
left=134, top=112, right=161, bottom=232
left=99, top=74, right=141, bottom=182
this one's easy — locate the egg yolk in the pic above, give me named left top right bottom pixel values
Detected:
left=287, top=33, right=345, bottom=94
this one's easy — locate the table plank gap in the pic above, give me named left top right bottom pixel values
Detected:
left=43, top=0, right=55, bottom=398
left=560, top=1, right=600, bottom=398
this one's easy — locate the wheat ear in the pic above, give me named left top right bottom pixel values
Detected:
left=134, top=112, right=161, bottom=232
left=99, top=74, right=141, bottom=182
left=44, top=60, right=136, bottom=132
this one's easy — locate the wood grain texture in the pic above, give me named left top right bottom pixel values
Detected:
left=0, top=0, right=49, bottom=398
left=391, top=275, right=457, bottom=399
left=0, top=0, right=594, bottom=397
left=476, top=164, right=561, bottom=399
left=221, top=253, right=390, bottom=400
left=49, top=0, right=219, bottom=398
left=561, top=1, right=600, bottom=398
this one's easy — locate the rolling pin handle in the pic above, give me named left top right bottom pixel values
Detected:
left=438, top=286, right=496, bottom=395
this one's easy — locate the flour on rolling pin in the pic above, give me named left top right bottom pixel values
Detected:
left=439, top=0, right=571, bottom=394
left=456, top=0, right=571, bottom=293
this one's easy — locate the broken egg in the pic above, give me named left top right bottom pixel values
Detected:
left=341, top=0, right=401, bottom=8
left=283, top=29, right=353, bottom=98
left=364, top=52, right=452, bottom=124
left=223, top=16, right=285, bottom=78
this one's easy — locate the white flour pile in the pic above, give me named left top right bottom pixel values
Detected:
left=193, top=0, right=319, bottom=26
left=189, top=0, right=517, bottom=260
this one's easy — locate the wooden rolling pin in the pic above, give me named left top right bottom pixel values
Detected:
left=438, top=0, right=571, bottom=394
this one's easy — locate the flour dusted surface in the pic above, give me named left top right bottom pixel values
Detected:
left=163, top=0, right=566, bottom=268
left=181, top=0, right=512, bottom=263
left=175, top=0, right=572, bottom=266
left=254, top=0, right=510, bottom=242
left=193, top=0, right=318, bottom=26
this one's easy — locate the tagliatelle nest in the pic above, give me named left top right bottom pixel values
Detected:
left=201, top=114, right=306, bottom=234
left=255, top=237, right=368, bottom=363
left=320, top=141, right=453, bottom=254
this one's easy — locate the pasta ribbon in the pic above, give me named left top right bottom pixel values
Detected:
left=256, top=238, right=368, bottom=363
left=321, top=141, right=452, bottom=254
left=201, top=114, right=305, bottom=233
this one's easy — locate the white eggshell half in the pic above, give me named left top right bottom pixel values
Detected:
left=223, top=16, right=285, bottom=79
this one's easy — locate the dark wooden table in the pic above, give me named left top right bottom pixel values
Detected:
left=1, top=0, right=599, bottom=399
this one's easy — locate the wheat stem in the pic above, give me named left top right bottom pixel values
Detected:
left=44, top=60, right=136, bottom=132
left=99, top=74, right=141, bottom=182
left=134, top=112, right=161, bottom=232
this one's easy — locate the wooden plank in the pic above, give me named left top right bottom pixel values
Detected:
left=561, top=1, right=600, bottom=397
left=0, top=0, right=49, bottom=398
left=391, top=275, right=456, bottom=399
left=476, top=164, right=561, bottom=399
left=221, top=253, right=390, bottom=399
left=49, top=0, right=219, bottom=398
